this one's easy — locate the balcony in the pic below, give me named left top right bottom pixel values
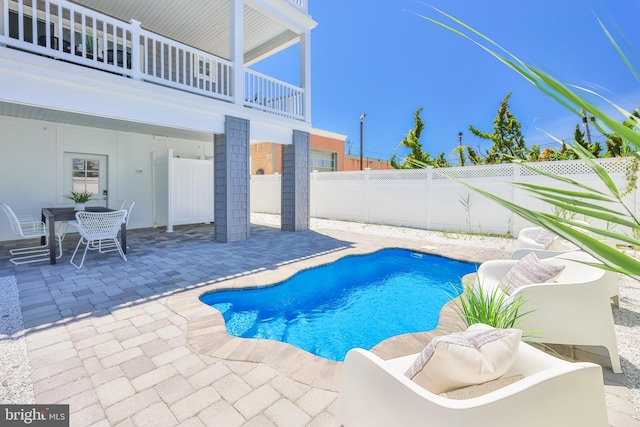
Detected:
left=0, top=0, right=311, bottom=122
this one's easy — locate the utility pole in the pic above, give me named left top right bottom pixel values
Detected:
left=359, top=113, right=366, bottom=170
left=581, top=110, right=595, bottom=145
left=458, top=131, right=464, bottom=166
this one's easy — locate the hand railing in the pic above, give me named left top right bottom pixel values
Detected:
left=138, top=28, right=233, bottom=101
left=244, top=69, right=304, bottom=120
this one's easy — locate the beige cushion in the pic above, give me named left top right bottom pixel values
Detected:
left=439, top=374, right=524, bottom=399
left=499, top=252, right=565, bottom=293
left=534, top=229, right=556, bottom=248
left=404, top=324, right=522, bottom=394
left=547, top=238, right=576, bottom=252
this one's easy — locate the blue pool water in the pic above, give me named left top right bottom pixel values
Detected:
left=200, top=248, right=477, bottom=361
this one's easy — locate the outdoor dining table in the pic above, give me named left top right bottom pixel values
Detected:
left=41, top=207, right=127, bottom=265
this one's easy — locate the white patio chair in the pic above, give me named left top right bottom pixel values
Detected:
left=512, top=226, right=580, bottom=259
left=70, top=209, right=127, bottom=269
left=336, top=342, right=608, bottom=427
left=1, top=203, right=62, bottom=265
left=475, top=251, right=621, bottom=373
left=512, top=226, right=619, bottom=306
left=89, top=201, right=134, bottom=253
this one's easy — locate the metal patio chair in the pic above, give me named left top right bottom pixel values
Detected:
left=1, top=202, right=62, bottom=265
left=70, top=209, right=127, bottom=269
left=92, top=201, right=134, bottom=252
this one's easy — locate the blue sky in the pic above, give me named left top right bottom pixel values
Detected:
left=256, top=0, right=640, bottom=164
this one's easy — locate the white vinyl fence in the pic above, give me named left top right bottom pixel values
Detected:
left=166, top=149, right=214, bottom=232
left=250, top=158, right=638, bottom=237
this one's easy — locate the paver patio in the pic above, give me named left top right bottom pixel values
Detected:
left=0, top=218, right=638, bottom=426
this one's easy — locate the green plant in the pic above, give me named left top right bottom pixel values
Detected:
left=453, top=280, right=527, bottom=326
left=65, top=191, right=93, bottom=203
left=418, top=8, right=640, bottom=278
left=458, top=193, right=473, bottom=233
left=622, top=157, right=639, bottom=197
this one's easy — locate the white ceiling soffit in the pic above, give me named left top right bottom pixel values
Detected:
left=0, top=102, right=214, bottom=142
left=68, top=0, right=304, bottom=63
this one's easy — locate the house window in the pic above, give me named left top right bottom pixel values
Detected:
left=310, top=149, right=337, bottom=172
left=193, top=55, right=215, bottom=82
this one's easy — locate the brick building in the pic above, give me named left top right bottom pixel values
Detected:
left=250, top=128, right=392, bottom=174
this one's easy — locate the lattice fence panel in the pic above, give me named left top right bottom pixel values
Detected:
left=369, top=169, right=431, bottom=180
left=432, top=165, right=515, bottom=180
left=519, top=158, right=631, bottom=176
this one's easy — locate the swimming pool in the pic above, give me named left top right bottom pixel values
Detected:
left=200, top=248, right=477, bottom=361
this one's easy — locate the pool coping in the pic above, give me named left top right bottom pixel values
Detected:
left=166, top=239, right=502, bottom=393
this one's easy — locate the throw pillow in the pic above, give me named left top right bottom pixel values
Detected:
left=534, top=229, right=556, bottom=248
left=498, top=252, right=565, bottom=293
left=404, top=324, right=522, bottom=394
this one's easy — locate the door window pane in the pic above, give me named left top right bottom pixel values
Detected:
left=71, top=157, right=100, bottom=195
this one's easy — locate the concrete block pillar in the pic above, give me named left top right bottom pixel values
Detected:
left=214, top=116, right=250, bottom=242
left=281, top=130, right=310, bottom=231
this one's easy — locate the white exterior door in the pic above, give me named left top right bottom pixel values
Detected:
left=63, top=153, right=108, bottom=206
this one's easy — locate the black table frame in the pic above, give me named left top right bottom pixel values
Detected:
left=41, top=207, right=127, bottom=265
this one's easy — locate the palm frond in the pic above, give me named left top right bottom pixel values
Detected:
left=419, top=7, right=640, bottom=278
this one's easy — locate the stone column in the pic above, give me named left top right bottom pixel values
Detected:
left=214, top=116, right=250, bottom=242
left=281, top=130, right=310, bottom=232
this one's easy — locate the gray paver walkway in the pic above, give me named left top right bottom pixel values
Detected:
left=0, top=218, right=638, bottom=426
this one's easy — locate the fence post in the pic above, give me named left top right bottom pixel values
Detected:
left=166, top=148, right=174, bottom=232
left=511, top=162, right=521, bottom=236
left=426, top=167, right=433, bottom=230
left=310, top=170, right=318, bottom=217
left=364, top=168, right=371, bottom=223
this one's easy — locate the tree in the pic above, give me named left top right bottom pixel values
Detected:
left=390, top=108, right=447, bottom=168
left=574, top=122, right=602, bottom=157
left=604, top=107, right=640, bottom=157
left=434, top=152, right=451, bottom=168
left=465, top=145, right=484, bottom=165
left=469, top=93, right=531, bottom=164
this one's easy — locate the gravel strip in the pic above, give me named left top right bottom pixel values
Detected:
left=0, top=275, right=35, bottom=404
left=616, top=274, right=640, bottom=415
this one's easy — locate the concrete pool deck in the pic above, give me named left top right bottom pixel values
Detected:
left=0, top=216, right=638, bottom=426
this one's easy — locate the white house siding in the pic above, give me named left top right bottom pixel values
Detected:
left=0, top=115, right=214, bottom=242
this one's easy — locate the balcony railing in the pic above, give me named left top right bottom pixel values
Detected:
left=244, top=69, right=304, bottom=120
left=0, top=0, right=305, bottom=121
left=287, top=0, right=306, bottom=12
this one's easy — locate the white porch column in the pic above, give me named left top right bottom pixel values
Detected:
left=230, top=0, right=244, bottom=106
left=300, top=30, right=311, bottom=123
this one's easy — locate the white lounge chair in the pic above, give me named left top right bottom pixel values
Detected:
left=475, top=251, right=621, bottom=373
left=512, top=226, right=580, bottom=260
left=512, top=226, right=619, bottom=306
left=336, top=342, right=608, bottom=427
left=1, top=203, right=62, bottom=265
